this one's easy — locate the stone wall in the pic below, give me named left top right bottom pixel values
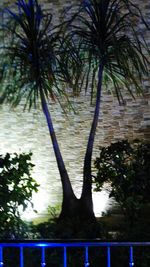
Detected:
left=0, top=0, right=150, bottom=219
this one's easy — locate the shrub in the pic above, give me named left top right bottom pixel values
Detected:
left=94, top=140, right=150, bottom=226
left=0, top=152, right=39, bottom=238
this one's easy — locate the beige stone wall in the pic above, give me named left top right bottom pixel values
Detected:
left=0, top=0, right=150, bottom=219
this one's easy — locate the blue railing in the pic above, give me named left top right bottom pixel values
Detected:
left=0, top=240, right=150, bottom=266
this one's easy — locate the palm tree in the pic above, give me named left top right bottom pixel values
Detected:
left=0, top=0, right=81, bottom=220
left=62, top=0, right=149, bottom=219
left=0, top=0, right=149, bottom=222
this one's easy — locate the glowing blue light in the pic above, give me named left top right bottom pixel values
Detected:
left=37, top=243, right=48, bottom=247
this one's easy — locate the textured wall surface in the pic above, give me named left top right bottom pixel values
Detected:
left=0, top=0, right=150, bottom=220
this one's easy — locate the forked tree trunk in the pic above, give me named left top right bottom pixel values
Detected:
left=40, top=62, right=103, bottom=221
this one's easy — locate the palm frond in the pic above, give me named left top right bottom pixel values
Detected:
left=65, top=0, right=149, bottom=102
left=1, top=0, right=81, bottom=110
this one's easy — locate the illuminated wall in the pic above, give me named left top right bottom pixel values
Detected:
left=0, top=0, right=150, bottom=220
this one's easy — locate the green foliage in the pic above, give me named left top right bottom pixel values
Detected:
left=94, top=140, right=150, bottom=225
left=66, top=0, right=149, bottom=103
left=0, top=152, right=39, bottom=238
left=47, top=205, right=61, bottom=220
left=35, top=205, right=109, bottom=240
left=0, top=0, right=81, bottom=110
left=36, top=217, right=105, bottom=239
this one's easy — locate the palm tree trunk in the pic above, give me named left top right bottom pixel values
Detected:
left=81, top=63, right=103, bottom=218
left=40, top=89, right=78, bottom=218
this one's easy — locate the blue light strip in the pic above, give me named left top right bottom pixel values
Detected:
left=20, top=247, right=24, bottom=267
left=41, top=247, right=46, bottom=266
left=107, top=247, right=111, bottom=267
left=129, top=246, right=134, bottom=267
left=84, top=246, right=89, bottom=267
left=63, top=247, right=67, bottom=267
left=0, top=247, right=3, bottom=266
left=0, top=241, right=150, bottom=248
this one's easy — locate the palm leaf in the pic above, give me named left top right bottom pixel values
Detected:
left=65, top=0, right=149, bottom=101
left=1, top=0, right=81, bottom=110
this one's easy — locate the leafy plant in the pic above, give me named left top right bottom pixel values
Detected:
left=0, top=0, right=149, bottom=222
left=0, top=152, right=39, bottom=238
left=94, top=140, right=150, bottom=225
